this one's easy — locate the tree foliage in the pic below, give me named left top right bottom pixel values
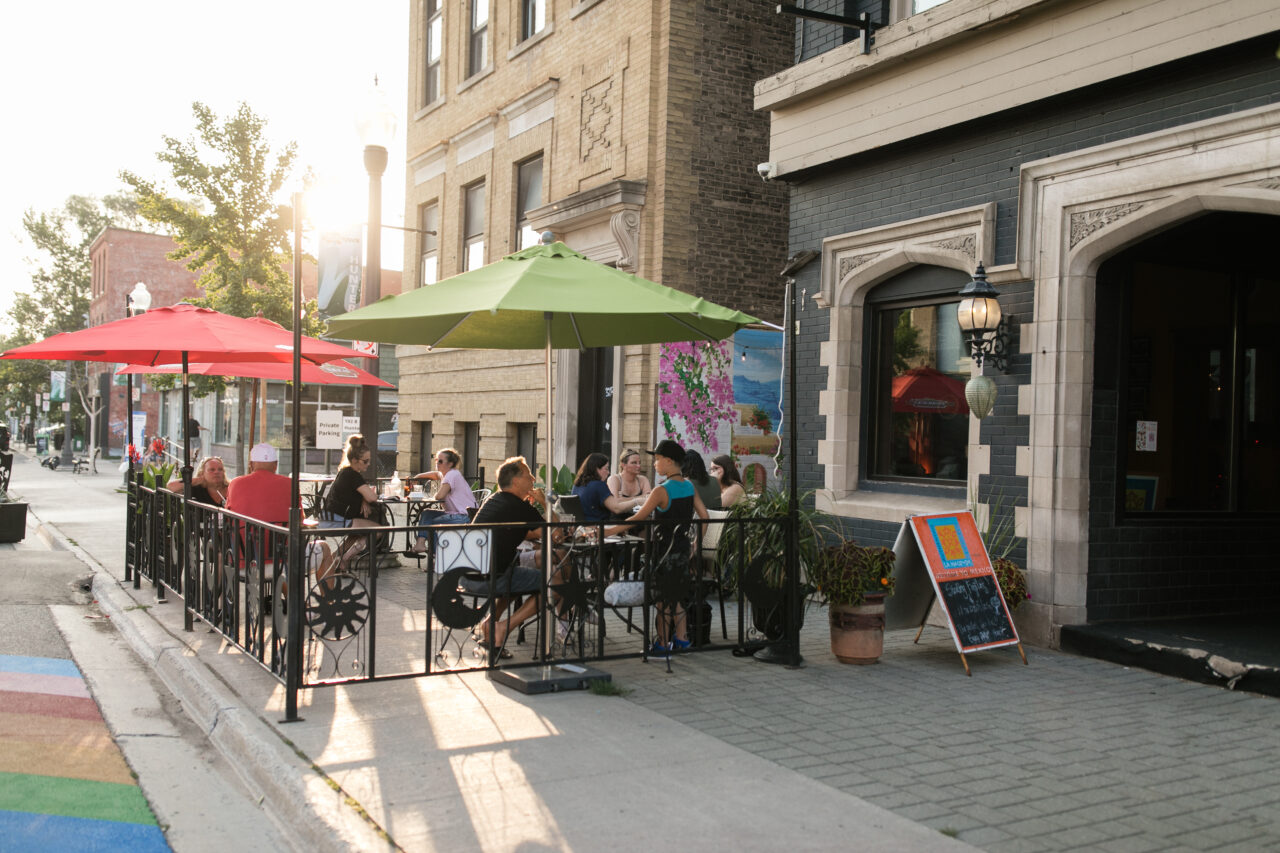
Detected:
left=0, top=194, right=142, bottom=426
left=120, top=101, right=316, bottom=331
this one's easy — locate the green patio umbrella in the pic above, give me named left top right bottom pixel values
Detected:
left=327, top=240, right=759, bottom=350
left=327, top=237, right=758, bottom=500
left=329, top=237, right=759, bottom=663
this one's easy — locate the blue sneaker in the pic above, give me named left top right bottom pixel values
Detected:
left=671, top=638, right=692, bottom=653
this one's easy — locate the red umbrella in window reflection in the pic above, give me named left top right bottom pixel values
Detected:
left=892, top=367, right=968, bottom=476
left=891, top=366, right=969, bottom=415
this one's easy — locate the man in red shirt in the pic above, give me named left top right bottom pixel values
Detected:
left=227, top=443, right=293, bottom=523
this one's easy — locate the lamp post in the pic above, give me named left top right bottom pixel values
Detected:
left=356, top=82, right=397, bottom=481
left=124, top=282, right=152, bottom=465
left=123, top=281, right=151, bottom=588
left=58, top=359, right=74, bottom=467
left=956, top=263, right=1006, bottom=420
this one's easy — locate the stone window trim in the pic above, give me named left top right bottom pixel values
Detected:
left=527, top=179, right=646, bottom=272
left=509, top=20, right=554, bottom=60
left=457, top=64, right=494, bottom=94
left=568, top=0, right=604, bottom=20
left=815, top=203, right=995, bottom=522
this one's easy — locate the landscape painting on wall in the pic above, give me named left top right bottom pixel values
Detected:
left=656, top=328, right=783, bottom=492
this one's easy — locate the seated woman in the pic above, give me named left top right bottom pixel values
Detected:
left=408, top=447, right=477, bottom=555
left=606, top=440, right=708, bottom=657
left=317, top=435, right=381, bottom=575
left=682, top=449, right=721, bottom=511
left=605, top=448, right=651, bottom=515
left=711, top=454, right=746, bottom=508
left=572, top=452, right=643, bottom=522
left=167, top=456, right=228, bottom=507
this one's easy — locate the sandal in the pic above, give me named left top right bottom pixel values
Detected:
left=475, top=640, right=514, bottom=660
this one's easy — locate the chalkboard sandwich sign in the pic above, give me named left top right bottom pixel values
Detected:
left=893, top=511, right=1027, bottom=675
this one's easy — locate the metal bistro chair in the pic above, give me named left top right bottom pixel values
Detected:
left=429, top=526, right=495, bottom=667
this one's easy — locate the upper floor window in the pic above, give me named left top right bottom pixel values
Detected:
left=520, top=0, right=546, bottom=41
left=866, top=269, right=970, bottom=484
left=418, top=201, right=439, bottom=286
left=463, top=180, right=486, bottom=271
left=516, top=155, right=543, bottom=250
left=468, top=0, right=489, bottom=78
left=422, top=0, right=443, bottom=107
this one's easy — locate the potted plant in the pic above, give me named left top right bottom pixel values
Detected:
left=716, top=487, right=825, bottom=663
left=0, top=487, right=28, bottom=543
left=811, top=539, right=896, bottom=664
left=971, top=487, right=1030, bottom=612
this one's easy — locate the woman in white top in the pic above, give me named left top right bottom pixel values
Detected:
left=409, top=447, right=477, bottom=554
left=606, top=448, right=652, bottom=514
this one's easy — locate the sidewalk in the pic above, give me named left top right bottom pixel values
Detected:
left=8, top=450, right=1280, bottom=852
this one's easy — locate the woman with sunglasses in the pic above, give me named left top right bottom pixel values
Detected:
left=408, top=447, right=477, bottom=554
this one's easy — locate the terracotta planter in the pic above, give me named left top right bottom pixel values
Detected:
left=828, top=593, right=886, bottom=665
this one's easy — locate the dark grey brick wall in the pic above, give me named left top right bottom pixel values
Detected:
left=793, top=0, right=887, bottom=62
left=784, top=35, right=1280, bottom=598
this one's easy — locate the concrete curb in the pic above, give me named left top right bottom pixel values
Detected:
left=40, top=515, right=395, bottom=853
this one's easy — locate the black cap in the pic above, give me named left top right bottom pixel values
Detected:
left=646, top=439, right=686, bottom=464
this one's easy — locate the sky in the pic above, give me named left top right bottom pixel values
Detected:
left=0, top=0, right=409, bottom=331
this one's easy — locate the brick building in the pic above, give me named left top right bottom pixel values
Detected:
left=393, top=0, right=793, bottom=480
left=87, top=227, right=402, bottom=470
left=757, top=0, right=1280, bottom=646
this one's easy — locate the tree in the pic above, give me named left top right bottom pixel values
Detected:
left=121, top=102, right=319, bottom=470
left=0, top=194, right=143, bottom=453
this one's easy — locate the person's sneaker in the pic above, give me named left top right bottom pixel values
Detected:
left=648, top=640, right=671, bottom=660
left=671, top=638, right=692, bottom=653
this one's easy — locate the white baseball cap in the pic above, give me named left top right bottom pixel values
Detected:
left=249, top=443, right=278, bottom=463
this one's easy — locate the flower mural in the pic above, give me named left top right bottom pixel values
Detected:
left=658, top=340, right=735, bottom=453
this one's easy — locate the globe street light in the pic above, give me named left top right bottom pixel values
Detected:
left=356, top=81, right=397, bottom=481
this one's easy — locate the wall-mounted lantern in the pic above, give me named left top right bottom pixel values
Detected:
left=956, top=263, right=1008, bottom=419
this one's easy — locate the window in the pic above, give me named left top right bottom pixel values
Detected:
left=516, top=155, right=543, bottom=250
left=463, top=180, right=486, bottom=271
left=460, top=421, right=480, bottom=481
left=418, top=202, right=438, bottom=286
left=520, top=0, right=545, bottom=41
left=468, top=0, right=488, bottom=78
left=421, top=0, right=443, bottom=107
left=866, top=270, right=970, bottom=483
left=514, top=422, right=537, bottom=474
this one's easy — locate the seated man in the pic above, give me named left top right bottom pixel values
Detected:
left=466, top=456, right=566, bottom=652
left=226, top=443, right=323, bottom=576
left=226, top=443, right=292, bottom=523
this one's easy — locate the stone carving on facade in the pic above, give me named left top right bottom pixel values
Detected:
left=837, top=251, right=884, bottom=283
left=580, top=79, right=614, bottom=165
left=920, top=234, right=976, bottom=258
left=1069, top=202, right=1147, bottom=247
left=610, top=210, right=640, bottom=272
left=1230, top=176, right=1280, bottom=192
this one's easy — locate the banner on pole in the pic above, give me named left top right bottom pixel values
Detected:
left=317, top=229, right=363, bottom=318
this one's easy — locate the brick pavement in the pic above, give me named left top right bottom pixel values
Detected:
left=369, top=558, right=1280, bottom=851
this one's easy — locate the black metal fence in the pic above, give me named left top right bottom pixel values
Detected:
left=125, top=478, right=803, bottom=715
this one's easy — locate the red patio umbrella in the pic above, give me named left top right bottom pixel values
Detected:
left=891, top=366, right=969, bottom=415
left=1, top=303, right=367, bottom=468
left=115, top=357, right=391, bottom=387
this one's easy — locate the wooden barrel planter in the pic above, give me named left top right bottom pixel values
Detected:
left=828, top=592, right=886, bottom=664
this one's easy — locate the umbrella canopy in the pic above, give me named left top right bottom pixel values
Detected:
left=1, top=304, right=367, bottom=469
left=326, top=241, right=759, bottom=349
left=1, top=303, right=363, bottom=367
left=115, top=358, right=391, bottom=387
left=327, top=238, right=758, bottom=510
left=891, top=366, right=969, bottom=415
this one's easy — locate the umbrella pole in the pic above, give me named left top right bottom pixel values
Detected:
left=542, top=312, right=553, bottom=662
left=182, top=355, right=194, bottom=632
left=285, top=190, right=305, bottom=722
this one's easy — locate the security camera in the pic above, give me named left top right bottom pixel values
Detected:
left=756, top=162, right=775, bottom=181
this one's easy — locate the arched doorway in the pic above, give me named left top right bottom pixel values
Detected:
left=1087, top=212, right=1279, bottom=621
